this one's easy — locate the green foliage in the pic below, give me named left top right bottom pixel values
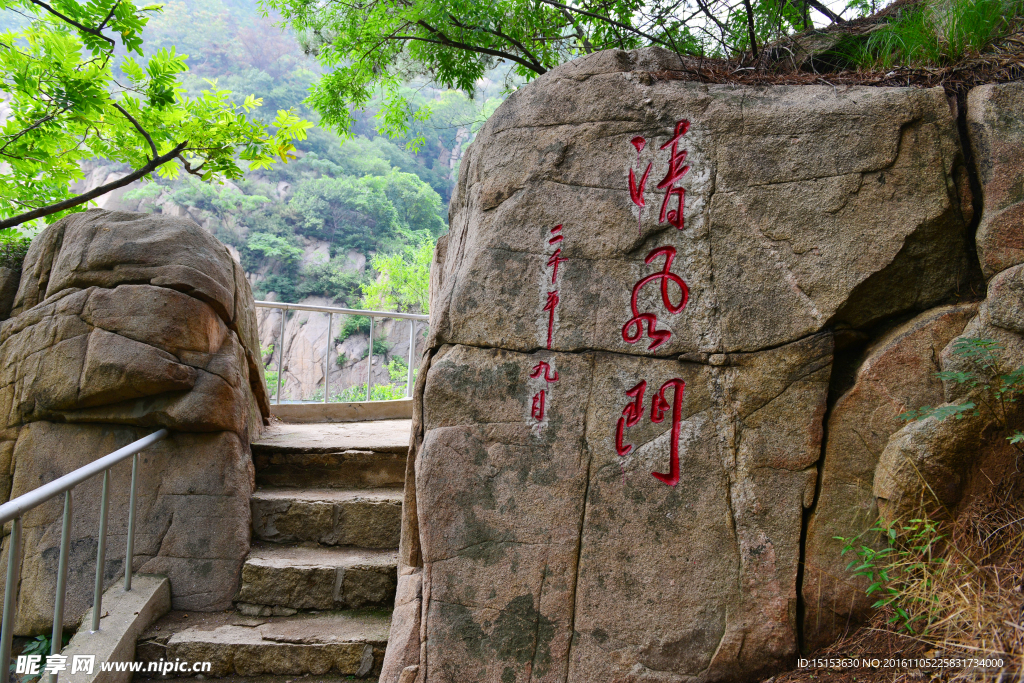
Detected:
left=333, top=382, right=407, bottom=402
left=289, top=175, right=401, bottom=252
left=336, top=315, right=370, bottom=343
left=842, top=0, right=1024, bottom=68
left=0, top=227, right=32, bottom=269
left=900, top=337, right=1024, bottom=456
left=21, top=634, right=52, bottom=658
left=387, top=357, right=408, bottom=382
left=837, top=516, right=952, bottom=634
left=362, top=239, right=433, bottom=313
left=264, top=0, right=705, bottom=141
left=261, top=344, right=283, bottom=394
left=299, top=258, right=368, bottom=302
left=335, top=352, right=348, bottom=366
left=246, top=232, right=303, bottom=263
left=0, top=0, right=313, bottom=229
left=371, top=337, right=390, bottom=358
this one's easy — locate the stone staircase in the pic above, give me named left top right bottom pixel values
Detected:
left=136, top=419, right=410, bottom=679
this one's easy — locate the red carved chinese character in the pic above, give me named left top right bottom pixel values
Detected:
left=657, top=120, right=691, bottom=229
left=547, top=248, right=568, bottom=284
left=548, top=224, right=563, bottom=245
left=629, top=163, right=652, bottom=210
left=628, top=135, right=653, bottom=234
left=649, top=379, right=685, bottom=486
left=531, top=390, right=546, bottom=420
left=622, top=246, right=689, bottom=351
left=543, top=290, right=560, bottom=350
left=530, top=361, right=559, bottom=382
left=615, top=381, right=647, bottom=456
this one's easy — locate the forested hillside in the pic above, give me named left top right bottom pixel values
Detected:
left=76, top=0, right=508, bottom=306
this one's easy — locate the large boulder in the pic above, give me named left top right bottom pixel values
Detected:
left=386, top=47, right=974, bottom=682
left=0, top=209, right=270, bottom=633
left=801, top=303, right=975, bottom=651
left=968, top=82, right=1024, bottom=280
left=875, top=263, right=1024, bottom=522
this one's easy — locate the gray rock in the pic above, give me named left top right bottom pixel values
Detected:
left=0, top=210, right=269, bottom=634
left=387, top=45, right=980, bottom=682
left=968, top=82, right=1024, bottom=280
left=802, top=303, right=976, bottom=651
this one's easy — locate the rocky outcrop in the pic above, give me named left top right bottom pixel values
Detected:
left=385, top=47, right=979, bottom=682
left=967, top=82, right=1024, bottom=280
left=0, top=209, right=270, bottom=634
left=802, top=303, right=976, bottom=651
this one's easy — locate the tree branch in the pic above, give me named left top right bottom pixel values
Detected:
left=97, top=0, right=121, bottom=30
left=445, top=15, right=546, bottom=73
left=0, top=105, right=74, bottom=156
left=805, top=0, right=842, bottom=23
left=0, top=141, right=188, bottom=229
left=559, top=7, right=593, bottom=53
left=538, top=0, right=672, bottom=49
left=742, top=0, right=759, bottom=58
left=26, top=0, right=115, bottom=46
left=111, top=102, right=158, bottom=159
left=414, top=21, right=547, bottom=74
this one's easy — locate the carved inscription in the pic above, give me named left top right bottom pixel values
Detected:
left=615, top=378, right=686, bottom=486
left=618, top=120, right=695, bottom=484
left=530, top=225, right=565, bottom=428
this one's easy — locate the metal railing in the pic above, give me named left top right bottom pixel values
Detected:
left=255, top=301, right=429, bottom=404
left=0, top=429, right=169, bottom=680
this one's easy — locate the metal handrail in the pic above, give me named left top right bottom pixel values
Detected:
left=255, top=300, right=428, bottom=404
left=0, top=429, right=169, bottom=681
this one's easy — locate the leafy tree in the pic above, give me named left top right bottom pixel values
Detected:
left=264, top=0, right=848, bottom=140
left=0, top=0, right=312, bottom=229
left=362, top=239, right=433, bottom=313
left=289, top=175, right=401, bottom=251
left=382, top=169, right=446, bottom=237
left=246, top=231, right=303, bottom=262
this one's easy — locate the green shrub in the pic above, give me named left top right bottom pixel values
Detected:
left=0, top=228, right=32, bottom=270
left=332, top=382, right=407, bottom=402
left=335, top=315, right=370, bottom=343
left=844, top=0, right=1024, bottom=69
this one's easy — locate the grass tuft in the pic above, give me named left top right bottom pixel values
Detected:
left=846, top=0, right=1024, bottom=68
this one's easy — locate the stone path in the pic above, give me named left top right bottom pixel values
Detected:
left=137, top=419, right=411, bottom=678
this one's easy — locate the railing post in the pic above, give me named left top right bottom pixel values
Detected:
left=324, top=313, right=332, bottom=405
left=366, top=316, right=374, bottom=402
left=1, top=516, right=23, bottom=678
left=407, top=320, right=415, bottom=397
left=91, top=470, right=110, bottom=632
left=48, top=491, right=73, bottom=683
left=276, top=307, right=286, bottom=405
left=125, top=454, right=139, bottom=592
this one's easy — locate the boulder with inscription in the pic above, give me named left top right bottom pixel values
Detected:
left=0, top=209, right=270, bottom=634
left=384, top=46, right=974, bottom=682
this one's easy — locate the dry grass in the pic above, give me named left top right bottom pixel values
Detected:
left=648, top=27, right=1024, bottom=97
left=771, top=473, right=1024, bottom=683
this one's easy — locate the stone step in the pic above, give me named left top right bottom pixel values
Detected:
left=252, top=420, right=410, bottom=489
left=149, top=610, right=390, bottom=677
left=252, top=487, right=403, bottom=549
left=235, top=543, right=398, bottom=611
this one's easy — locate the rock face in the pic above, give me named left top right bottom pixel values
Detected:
left=968, top=82, right=1024, bottom=280
left=801, top=304, right=976, bottom=651
left=0, top=209, right=269, bottom=634
left=385, top=47, right=976, bottom=682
